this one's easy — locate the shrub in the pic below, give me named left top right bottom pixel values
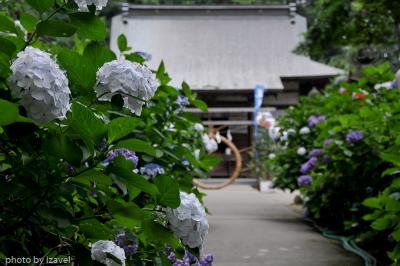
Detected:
left=0, top=1, right=217, bottom=264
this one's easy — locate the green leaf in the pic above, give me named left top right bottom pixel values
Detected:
left=0, top=52, right=11, bottom=78
left=142, top=220, right=179, bottom=247
left=43, top=134, right=83, bottom=166
left=0, top=37, right=16, bottom=57
left=125, top=53, right=145, bottom=64
left=156, top=61, right=172, bottom=85
left=117, top=34, right=128, bottom=52
left=108, top=117, right=142, bottom=143
left=182, top=81, right=191, bottom=98
left=83, top=42, right=116, bottom=71
left=362, top=197, right=381, bottom=209
left=0, top=99, right=31, bottom=125
left=111, top=167, right=159, bottom=197
left=154, top=175, right=180, bottom=208
left=116, top=139, right=157, bottom=157
left=20, top=13, right=39, bottom=32
left=381, top=152, right=400, bottom=165
left=69, top=12, right=106, bottom=40
left=37, top=19, right=76, bottom=37
left=0, top=99, right=19, bottom=126
left=192, top=99, right=208, bottom=112
left=72, top=169, right=112, bottom=187
left=27, top=0, right=54, bottom=14
left=371, top=216, right=393, bottom=231
left=0, top=14, right=17, bottom=33
left=107, top=200, right=143, bottom=226
left=392, top=229, right=400, bottom=242
left=69, top=102, right=107, bottom=153
left=79, top=219, right=111, bottom=240
left=38, top=208, right=72, bottom=228
left=58, top=49, right=96, bottom=89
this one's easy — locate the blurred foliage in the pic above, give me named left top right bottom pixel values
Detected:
left=267, top=63, right=400, bottom=264
left=296, top=0, right=400, bottom=71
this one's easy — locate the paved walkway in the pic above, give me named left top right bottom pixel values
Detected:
left=203, top=185, right=363, bottom=266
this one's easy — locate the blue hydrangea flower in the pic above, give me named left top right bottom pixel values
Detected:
left=308, top=115, right=326, bottom=127
left=140, top=163, right=165, bottom=178
left=300, top=157, right=318, bottom=174
left=323, top=139, right=333, bottom=146
left=297, top=175, right=312, bottom=186
left=309, top=149, right=323, bottom=158
left=390, top=80, right=398, bottom=90
left=346, top=131, right=364, bottom=143
left=181, top=158, right=190, bottom=167
left=103, top=148, right=139, bottom=167
left=115, top=232, right=139, bottom=256
left=175, top=95, right=190, bottom=109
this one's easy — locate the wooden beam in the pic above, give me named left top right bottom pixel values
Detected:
left=203, top=120, right=254, bottom=126
left=186, top=107, right=276, bottom=113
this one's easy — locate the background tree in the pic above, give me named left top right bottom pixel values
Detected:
left=296, top=0, right=400, bottom=72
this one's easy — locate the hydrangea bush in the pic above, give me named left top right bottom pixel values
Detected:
left=265, top=63, right=400, bottom=264
left=0, top=1, right=217, bottom=265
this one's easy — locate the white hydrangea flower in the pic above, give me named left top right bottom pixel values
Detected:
left=202, top=134, right=218, bottom=153
left=95, top=59, right=159, bottom=116
left=297, top=147, right=307, bottom=156
left=91, top=240, right=126, bottom=266
left=165, top=192, right=209, bottom=249
left=269, top=127, right=281, bottom=140
left=299, top=127, right=310, bottom=135
left=9, top=46, right=71, bottom=125
left=74, top=0, right=108, bottom=12
left=194, top=123, right=204, bottom=132
left=280, top=131, right=289, bottom=142
left=268, top=153, right=276, bottom=160
left=287, top=128, right=296, bottom=134
left=193, top=149, right=201, bottom=160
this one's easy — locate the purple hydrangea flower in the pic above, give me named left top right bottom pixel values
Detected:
left=184, top=251, right=197, bottom=264
left=140, top=163, right=165, bottom=177
left=297, top=175, right=312, bottom=186
left=300, top=157, right=318, bottom=174
left=173, top=260, right=189, bottom=266
left=346, top=131, right=364, bottom=143
left=115, top=232, right=139, bottom=256
left=309, top=149, right=323, bottom=158
left=165, top=247, right=176, bottom=263
left=308, top=115, right=326, bottom=127
left=322, top=155, right=331, bottom=164
left=199, top=254, right=214, bottom=266
left=175, top=95, right=190, bottom=109
left=323, top=139, right=333, bottom=147
left=66, top=163, right=75, bottom=175
left=99, top=137, right=107, bottom=151
left=103, top=148, right=139, bottom=167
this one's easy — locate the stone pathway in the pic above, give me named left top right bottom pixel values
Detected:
left=202, top=185, right=363, bottom=266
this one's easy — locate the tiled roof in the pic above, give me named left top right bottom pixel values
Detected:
left=110, top=5, right=343, bottom=90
